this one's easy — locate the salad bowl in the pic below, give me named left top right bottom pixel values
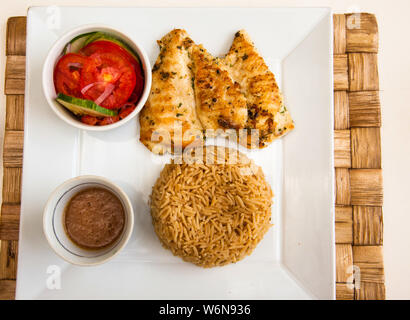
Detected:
left=42, top=24, right=152, bottom=131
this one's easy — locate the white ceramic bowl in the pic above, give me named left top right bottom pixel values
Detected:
left=42, top=24, right=152, bottom=131
left=43, top=175, right=134, bottom=266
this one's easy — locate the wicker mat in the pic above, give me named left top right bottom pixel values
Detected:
left=0, top=13, right=384, bottom=300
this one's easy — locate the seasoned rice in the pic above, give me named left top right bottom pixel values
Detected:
left=150, top=147, right=273, bottom=267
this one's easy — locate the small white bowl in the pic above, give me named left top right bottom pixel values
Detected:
left=43, top=175, right=134, bottom=266
left=42, top=24, right=152, bottom=131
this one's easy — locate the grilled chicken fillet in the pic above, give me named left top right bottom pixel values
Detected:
left=222, top=30, right=294, bottom=148
left=139, top=29, right=294, bottom=154
left=139, top=29, right=203, bottom=154
left=191, top=45, right=247, bottom=131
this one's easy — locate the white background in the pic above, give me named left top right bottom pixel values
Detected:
left=0, top=0, right=409, bottom=299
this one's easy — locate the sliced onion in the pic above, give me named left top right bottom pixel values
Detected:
left=81, top=82, right=105, bottom=95
left=81, top=82, right=98, bottom=95
left=94, top=83, right=115, bottom=106
left=65, top=43, right=71, bottom=53
left=67, top=62, right=83, bottom=69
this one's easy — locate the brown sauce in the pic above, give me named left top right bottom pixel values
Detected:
left=64, top=187, right=125, bottom=250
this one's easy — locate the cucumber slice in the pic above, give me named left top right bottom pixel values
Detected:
left=56, top=93, right=118, bottom=117
left=83, top=32, right=105, bottom=47
left=62, top=32, right=97, bottom=54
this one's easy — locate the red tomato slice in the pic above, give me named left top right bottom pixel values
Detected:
left=80, top=41, right=138, bottom=67
left=81, top=41, right=144, bottom=103
left=132, top=71, right=144, bottom=103
left=119, top=104, right=136, bottom=119
left=98, top=116, right=120, bottom=126
left=54, top=53, right=90, bottom=97
left=80, top=115, right=98, bottom=126
left=80, top=52, right=136, bottom=109
left=127, top=74, right=144, bottom=104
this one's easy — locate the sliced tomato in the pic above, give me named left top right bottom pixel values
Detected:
left=80, top=40, right=139, bottom=70
left=80, top=41, right=144, bottom=103
left=54, top=53, right=90, bottom=97
left=119, top=104, right=136, bottom=119
left=98, top=115, right=120, bottom=126
left=80, top=115, right=98, bottom=126
left=132, top=71, right=144, bottom=103
left=80, top=52, right=136, bottom=109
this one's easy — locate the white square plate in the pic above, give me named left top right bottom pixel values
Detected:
left=17, top=6, right=334, bottom=299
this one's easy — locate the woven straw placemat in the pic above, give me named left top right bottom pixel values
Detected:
left=0, top=13, right=384, bottom=300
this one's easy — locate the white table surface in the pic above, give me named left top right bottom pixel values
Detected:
left=0, top=0, right=409, bottom=300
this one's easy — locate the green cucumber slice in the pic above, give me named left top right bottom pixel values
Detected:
left=56, top=93, right=117, bottom=117
left=62, top=31, right=97, bottom=54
